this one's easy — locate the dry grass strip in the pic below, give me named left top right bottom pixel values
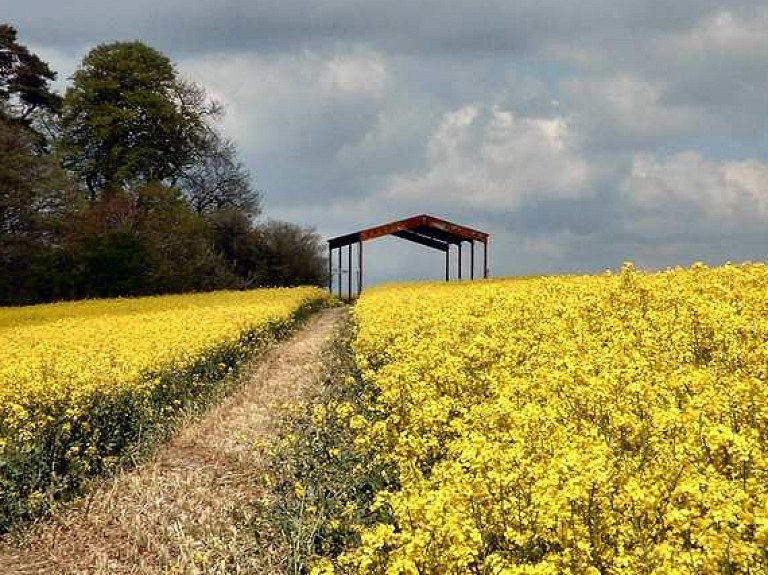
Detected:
left=0, top=307, right=347, bottom=575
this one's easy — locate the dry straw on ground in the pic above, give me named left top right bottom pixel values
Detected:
left=0, top=307, right=346, bottom=575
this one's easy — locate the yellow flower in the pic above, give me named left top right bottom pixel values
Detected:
left=339, top=262, right=768, bottom=573
left=0, top=286, right=330, bottom=524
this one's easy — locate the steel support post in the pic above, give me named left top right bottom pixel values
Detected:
left=445, top=247, right=450, bottom=281
left=470, top=240, right=475, bottom=280
left=358, top=241, right=363, bottom=295
left=483, top=239, right=489, bottom=278
left=348, top=244, right=352, bottom=299
left=458, top=241, right=462, bottom=280
left=337, top=247, right=342, bottom=298
left=328, top=246, right=333, bottom=292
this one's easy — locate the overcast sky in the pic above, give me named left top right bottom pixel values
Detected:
left=5, top=1, right=768, bottom=284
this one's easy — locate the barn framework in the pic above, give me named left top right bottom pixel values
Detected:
left=327, top=214, right=490, bottom=297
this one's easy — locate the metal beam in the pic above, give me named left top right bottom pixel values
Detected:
left=358, top=215, right=428, bottom=243
left=329, top=231, right=362, bottom=249
left=421, top=215, right=488, bottom=242
left=410, top=225, right=464, bottom=245
left=392, top=230, right=449, bottom=252
left=329, top=214, right=489, bottom=248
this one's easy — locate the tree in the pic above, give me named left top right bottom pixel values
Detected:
left=58, top=42, right=218, bottom=198
left=132, top=183, right=237, bottom=293
left=179, top=131, right=261, bottom=217
left=255, top=220, right=327, bottom=287
left=208, top=209, right=263, bottom=285
left=0, top=116, right=74, bottom=303
left=57, top=184, right=236, bottom=299
left=208, top=216, right=328, bottom=288
left=0, top=24, right=62, bottom=129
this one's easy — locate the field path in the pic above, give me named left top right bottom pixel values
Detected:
left=0, top=306, right=347, bottom=574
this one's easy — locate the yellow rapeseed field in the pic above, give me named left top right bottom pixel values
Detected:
left=332, top=263, right=768, bottom=574
left=0, top=286, right=328, bottom=528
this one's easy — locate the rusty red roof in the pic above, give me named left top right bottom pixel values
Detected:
left=328, top=214, right=488, bottom=251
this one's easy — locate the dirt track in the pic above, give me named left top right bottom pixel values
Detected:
left=0, top=307, right=346, bottom=574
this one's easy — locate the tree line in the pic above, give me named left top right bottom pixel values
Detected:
left=0, top=25, right=327, bottom=305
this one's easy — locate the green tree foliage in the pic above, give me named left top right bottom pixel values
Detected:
left=255, top=220, right=328, bottom=287
left=0, top=116, right=75, bottom=303
left=0, top=32, right=325, bottom=304
left=74, top=231, right=152, bottom=298
left=58, top=42, right=217, bottom=198
left=0, top=24, right=62, bottom=129
left=208, top=209, right=263, bottom=285
left=51, top=184, right=236, bottom=300
left=132, top=183, right=238, bottom=293
left=208, top=215, right=328, bottom=288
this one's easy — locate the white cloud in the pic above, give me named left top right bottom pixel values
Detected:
left=321, top=54, right=389, bottom=96
left=181, top=49, right=391, bottom=154
left=672, top=9, right=768, bottom=58
left=27, top=44, right=83, bottom=93
left=384, top=104, right=592, bottom=211
left=563, top=75, right=703, bottom=147
left=623, top=152, right=768, bottom=221
left=176, top=48, right=405, bottom=211
left=562, top=6, right=768, bottom=137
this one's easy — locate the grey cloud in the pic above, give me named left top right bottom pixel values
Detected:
left=4, top=0, right=757, bottom=56
left=562, top=75, right=710, bottom=152
left=564, top=7, right=768, bottom=138
left=6, top=0, right=768, bottom=283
